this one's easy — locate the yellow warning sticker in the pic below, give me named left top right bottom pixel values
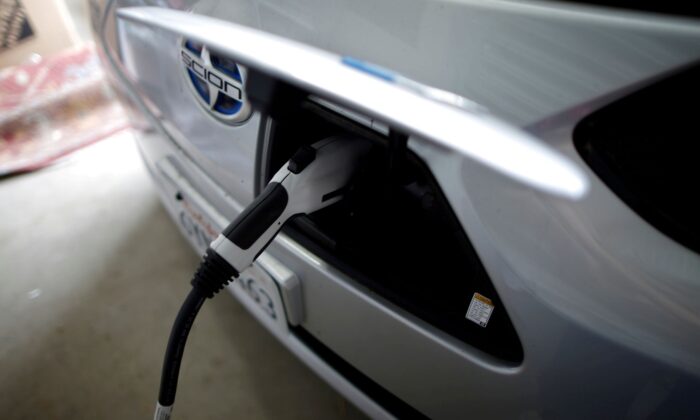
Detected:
left=466, top=292, right=494, bottom=327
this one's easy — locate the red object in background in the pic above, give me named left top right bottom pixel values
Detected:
left=0, top=42, right=130, bottom=176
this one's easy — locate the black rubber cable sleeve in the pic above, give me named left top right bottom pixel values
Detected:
left=158, top=287, right=206, bottom=407
left=191, top=248, right=240, bottom=298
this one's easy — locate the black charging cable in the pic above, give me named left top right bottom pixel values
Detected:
left=155, top=249, right=238, bottom=420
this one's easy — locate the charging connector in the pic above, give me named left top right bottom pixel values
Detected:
left=154, top=136, right=370, bottom=419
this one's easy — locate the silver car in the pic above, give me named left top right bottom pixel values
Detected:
left=92, top=0, right=700, bottom=418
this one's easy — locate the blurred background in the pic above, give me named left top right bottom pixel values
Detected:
left=1, top=0, right=128, bottom=176
left=0, top=1, right=365, bottom=418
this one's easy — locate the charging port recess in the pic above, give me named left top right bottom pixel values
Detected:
left=257, top=97, right=523, bottom=364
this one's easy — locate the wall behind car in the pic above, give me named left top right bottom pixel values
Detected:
left=0, top=0, right=79, bottom=68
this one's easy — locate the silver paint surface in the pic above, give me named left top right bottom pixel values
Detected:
left=96, top=0, right=700, bottom=418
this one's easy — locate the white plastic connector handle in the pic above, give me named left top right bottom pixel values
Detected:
left=210, top=136, right=371, bottom=274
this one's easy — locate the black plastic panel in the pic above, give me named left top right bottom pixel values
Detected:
left=574, top=64, right=700, bottom=254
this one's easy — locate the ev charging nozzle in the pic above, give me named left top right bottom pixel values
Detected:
left=205, top=135, right=371, bottom=287
left=155, top=135, right=371, bottom=420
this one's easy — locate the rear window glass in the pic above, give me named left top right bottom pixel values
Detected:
left=574, top=64, right=700, bottom=253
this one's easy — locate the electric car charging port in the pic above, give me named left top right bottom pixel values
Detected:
left=257, top=98, right=524, bottom=364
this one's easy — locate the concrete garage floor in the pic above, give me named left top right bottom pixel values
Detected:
left=0, top=132, right=367, bottom=420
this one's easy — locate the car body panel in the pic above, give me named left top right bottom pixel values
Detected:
left=92, top=0, right=700, bottom=418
